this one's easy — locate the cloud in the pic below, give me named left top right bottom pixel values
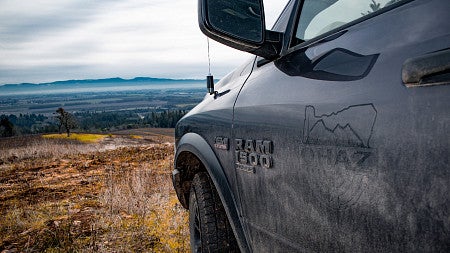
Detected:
left=0, top=0, right=289, bottom=84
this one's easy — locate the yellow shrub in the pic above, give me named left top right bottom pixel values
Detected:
left=42, top=133, right=108, bottom=143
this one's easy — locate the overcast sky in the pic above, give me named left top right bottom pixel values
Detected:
left=0, top=0, right=289, bottom=85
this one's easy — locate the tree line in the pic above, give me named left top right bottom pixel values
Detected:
left=0, top=109, right=187, bottom=137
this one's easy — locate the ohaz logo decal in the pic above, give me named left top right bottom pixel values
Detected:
left=302, top=104, right=377, bottom=148
left=300, top=104, right=378, bottom=209
left=235, top=139, right=273, bottom=173
left=299, top=103, right=377, bottom=168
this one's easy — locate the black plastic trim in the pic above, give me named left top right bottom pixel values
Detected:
left=402, top=48, right=450, bottom=87
left=198, top=0, right=283, bottom=60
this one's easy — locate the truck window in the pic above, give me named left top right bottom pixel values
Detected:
left=294, top=0, right=407, bottom=42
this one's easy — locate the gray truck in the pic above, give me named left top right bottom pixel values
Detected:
left=172, top=0, right=450, bottom=252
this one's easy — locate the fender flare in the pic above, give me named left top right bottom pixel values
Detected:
left=174, top=132, right=250, bottom=253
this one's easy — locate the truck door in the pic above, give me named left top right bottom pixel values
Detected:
left=232, top=0, right=450, bottom=251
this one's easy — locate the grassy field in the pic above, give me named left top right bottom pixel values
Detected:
left=0, top=129, right=189, bottom=252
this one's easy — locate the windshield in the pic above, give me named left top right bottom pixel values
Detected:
left=296, top=0, right=406, bottom=41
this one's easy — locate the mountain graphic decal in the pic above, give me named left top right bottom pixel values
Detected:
left=302, top=104, right=377, bottom=148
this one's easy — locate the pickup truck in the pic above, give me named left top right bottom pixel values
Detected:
left=172, top=0, right=450, bottom=252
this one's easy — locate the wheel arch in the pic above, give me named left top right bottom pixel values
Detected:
left=173, top=132, right=250, bottom=253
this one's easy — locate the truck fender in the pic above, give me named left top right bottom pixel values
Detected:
left=174, top=132, right=250, bottom=253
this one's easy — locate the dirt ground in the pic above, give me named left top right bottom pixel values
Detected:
left=0, top=129, right=189, bottom=252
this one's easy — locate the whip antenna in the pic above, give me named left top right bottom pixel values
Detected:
left=206, top=38, right=215, bottom=95
left=207, top=38, right=211, bottom=75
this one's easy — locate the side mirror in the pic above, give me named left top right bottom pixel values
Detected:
left=199, top=0, right=282, bottom=60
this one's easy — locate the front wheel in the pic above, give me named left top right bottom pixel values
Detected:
left=189, top=172, right=239, bottom=252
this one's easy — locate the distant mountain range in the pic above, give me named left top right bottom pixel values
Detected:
left=0, top=77, right=215, bottom=96
left=1, top=77, right=205, bottom=87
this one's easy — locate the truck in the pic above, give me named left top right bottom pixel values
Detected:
left=172, top=0, right=450, bottom=252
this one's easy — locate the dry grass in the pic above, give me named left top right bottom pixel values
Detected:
left=0, top=135, right=98, bottom=162
left=112, top=128, right=175, bottom=144
left=0, top=132, right=189, bottom=252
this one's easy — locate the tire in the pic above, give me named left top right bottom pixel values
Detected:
left=189, top=172, right=239, bottom=253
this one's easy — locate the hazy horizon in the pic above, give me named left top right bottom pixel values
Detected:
left=0, top=76, right=208, bottom=86
left=0, top=77, right=204, bottom=96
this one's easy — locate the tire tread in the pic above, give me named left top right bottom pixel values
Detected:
left=190, top=172, right=239, bottom=252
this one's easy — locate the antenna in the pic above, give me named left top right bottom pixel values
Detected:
left=206, top=38, right=215, bottom=95
left=207, top=37, right=211, bottom=75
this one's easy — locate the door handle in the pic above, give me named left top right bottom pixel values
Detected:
left=402, top=49, right=450, bottom=87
